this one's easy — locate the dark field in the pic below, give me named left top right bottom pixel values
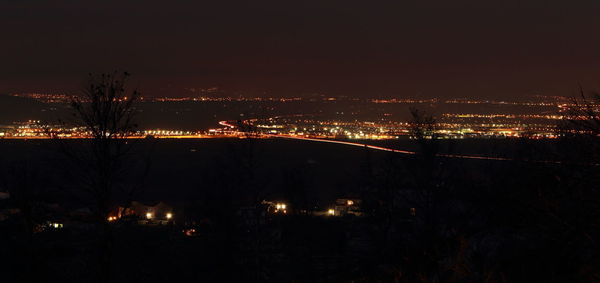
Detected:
left=1, top=138, right=597, bottom=282
left=0, top=138, right=541, bottom=204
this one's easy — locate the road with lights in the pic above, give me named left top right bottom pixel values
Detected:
left=267, top=134, right=513, bottom=161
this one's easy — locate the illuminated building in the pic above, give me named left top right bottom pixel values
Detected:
left=109, top=201, right=175, bottom=225
left=333, top=198, right=363, bottom=217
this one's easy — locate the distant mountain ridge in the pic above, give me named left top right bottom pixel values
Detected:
left=0, top=94, right=62, bottom=124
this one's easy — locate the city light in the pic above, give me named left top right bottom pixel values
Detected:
left=0, top=95, right=581, bottom=141
left=146, top=212, right=153, bottom=219
left=166, top=213, right=172, bottom=219
left=275, top=203, right=287, bottom=213
left=50, top=222, right=63, bottom=229
left=183, top=228, right=196, bottom=236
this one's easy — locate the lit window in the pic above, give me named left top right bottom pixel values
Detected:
left=275, top=203, right=287, bottom=213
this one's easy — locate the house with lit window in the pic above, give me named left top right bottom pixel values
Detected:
left=108, top=201, right=175, bottom=225
left=261, top=200, right=288, bottom=214
left=332, top=198, right=363, bottom=217
left=237, top=200, right=289, bottom=227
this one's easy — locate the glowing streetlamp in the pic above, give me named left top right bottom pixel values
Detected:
left=146, top=212, right=153, bottom=219
left=166, top=213, right=173, bottom=220
left=274, top=203, right=287, bottom=213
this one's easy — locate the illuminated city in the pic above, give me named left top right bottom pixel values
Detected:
left=1, top=1, right=599, bottom=282
left=2, top=94, right=592, bottom=140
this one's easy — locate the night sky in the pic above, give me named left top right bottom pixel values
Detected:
left=1, top=0, right=600, bottom=98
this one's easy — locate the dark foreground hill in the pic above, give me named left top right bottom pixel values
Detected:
left=0, top=138, right=524, bottom=204
left=0, top=138, right=597, bottom=282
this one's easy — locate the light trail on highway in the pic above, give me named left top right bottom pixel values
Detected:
left=221, top=120, right=516, bottom=161
left=267, top=134, right=417, bottom=155
left=226, top=121, right=565, bottom=163
left=267, top=134, right=514, bottom=161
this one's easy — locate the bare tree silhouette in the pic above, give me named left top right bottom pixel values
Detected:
left=566, top=88, right=600, bottom=133
left=549, top=88, right=600, bottom=281
left=52, top=72, right=143, bottom=283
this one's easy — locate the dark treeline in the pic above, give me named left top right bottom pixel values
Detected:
left=0, top=76, right=599, bottom=282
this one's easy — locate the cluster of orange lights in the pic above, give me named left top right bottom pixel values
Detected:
left=145, top=212, right=172, bottom=220
left=107, top=212, right=173, bottom=222
left=275, top=203, right=287, bottom=214
left=183, top=228, right=196, bottom=236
